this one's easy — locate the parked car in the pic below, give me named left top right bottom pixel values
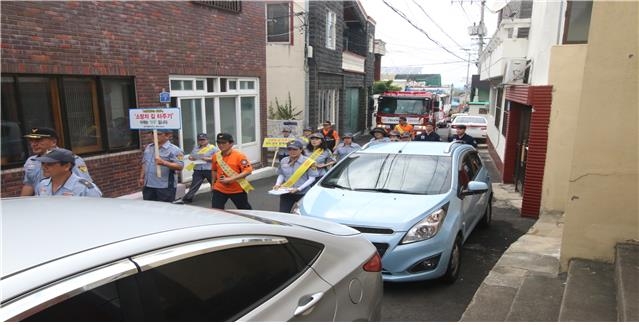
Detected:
left=0, top=197, right=382, bottom=321
left=449, top=115, right=488, bottom=141
left=296, top=142, right=492, bottom=283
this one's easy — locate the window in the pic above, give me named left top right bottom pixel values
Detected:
left=134, top=240, right=318, bottom=321
left=494, top=87, right=503, bottom=129
left=318, top=89, right=339, bottom=128
left=239, top=80, right=254, bottom=90
left=192, top=1, right=241, bottom=13
left=241, top=97, right=256, bottom=142
left=517, top=27, right=530, bottom=39
left=267, top=3, right=291, bottom=43
left=563, top=0, right=592, bottom=44
left=0, top=75, right=137, bottom=168
left=326, top=10, right=336, bottom=49
left=170, top=79, right=194, bottom=91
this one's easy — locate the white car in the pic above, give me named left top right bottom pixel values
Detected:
left=1, top=197, right=382, bottom=321
left=449, top=115, right=488, bottom=141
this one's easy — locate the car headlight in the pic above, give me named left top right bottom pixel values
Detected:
left=401, top=207, right=447, bottom=244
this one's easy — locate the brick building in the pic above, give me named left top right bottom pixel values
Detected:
left=1, top=1, right=266, bottom=198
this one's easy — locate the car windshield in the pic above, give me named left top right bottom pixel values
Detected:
left=320, top=153, right=452, bottom=195
left=453, top=116, right=487, bottom=124
left=379, top=98, right=430, bottom=115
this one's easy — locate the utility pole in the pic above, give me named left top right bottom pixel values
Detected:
left=478, top=0, right=486, bottom=74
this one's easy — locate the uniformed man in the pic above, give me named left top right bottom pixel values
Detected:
left=448, top=124, right=478, bottom=148
left=394, top=116, right=415, bottom=139
left=139, top=129, right=185, bottom=202
left=21, top=127, right=92, bottom=196
left=335, top=132, right=361, bottom=161
left=273, top=139, right=319, bottom=213
left=299, top=126, right=314, bottom=145
left=320, top=120, right=340, bottom=152
left=211, top=132, right=254, bottom=210
left=181, top=133, right=218, bottom=203
left=276, top=127, right=294, bottom=162
left=415, top=122, right=441, bottom=142
left=34, top=148, right=102, bottom=197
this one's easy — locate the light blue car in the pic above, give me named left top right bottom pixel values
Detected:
left=296, top=141, right=492, bottom=283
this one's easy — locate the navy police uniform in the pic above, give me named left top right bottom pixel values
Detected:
left=415, top=132, right=441, bottom=142
left=449, top=133, right=478, bottom=148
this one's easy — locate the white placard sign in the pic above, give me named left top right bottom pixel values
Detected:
left=129, top=108, right=182, bottom=130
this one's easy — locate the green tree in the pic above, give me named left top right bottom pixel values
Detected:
left=268, top=93, right=301, bottom=120
left=373, top=80, right=402, bottom=94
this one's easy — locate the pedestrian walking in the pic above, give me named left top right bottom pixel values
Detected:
left=415, top=122, right=441, bottom=142
left=299, top=126, right=313, bottom=145
left=139, top=129, right=185, bottom=202
left=34, top=148, right=102, bottom=197
left=305, top=133, right=336, bottom=178
left=394, top=116, right=415, bottom=139
left=448, top=124, right=478, bottom=148
left=272, top=139, right=319, bottom=213
left=366, top=127, right=390, bottom=147
left=335, top=132, right=361, bottom=161
left=210, top=133, right=254, bottom=210
left=21, top=127, right=92, bottom=196
left=389, top=130, right=400, bottom=142
left=181, top=133, right=218, bottom=203
left=276, top=127, right=294, bottom=162
left=320, top=120, right=340, bottom=152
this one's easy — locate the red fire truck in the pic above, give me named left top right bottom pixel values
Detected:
left=374, top=91, right=440, bottom=134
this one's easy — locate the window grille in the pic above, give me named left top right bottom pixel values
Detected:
left=193, top=1, right=241, bottom=13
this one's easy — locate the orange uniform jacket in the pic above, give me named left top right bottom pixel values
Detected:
left=211, top=149, right=253, bottom=194
left=394, top=123, right=415, bottom=136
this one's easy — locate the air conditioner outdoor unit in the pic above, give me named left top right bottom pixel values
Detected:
left=504, top=59, right=527, bottom=84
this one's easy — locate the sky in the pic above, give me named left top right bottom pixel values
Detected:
left=360, top=0, right=502, bottom=86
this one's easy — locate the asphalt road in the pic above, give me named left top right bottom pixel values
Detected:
left=188, top=129, right=535, bottom=321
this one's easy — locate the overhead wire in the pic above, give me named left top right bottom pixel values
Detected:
left=411, top=0, right=465, bottom=50
left=382, top=0, right=468, bottom=62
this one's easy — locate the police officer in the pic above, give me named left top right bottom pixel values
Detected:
left=299, top=126, right=314, bottom=145
left=139, top=129, right=185, bottom=202
left=276, top=127, right=294, bottom=162
left=415, top=122, right=441, bottom=142
left=181, top=133, right=218, bottom=203
left=34, top=148, right=102, bottom=197
left=21, top=127, right=92, bottom=196
left=273, top=140, right=319, bottom=213
left=335, top=132, right=361, bottom=161
left=448, top=124, right=478, bottom=148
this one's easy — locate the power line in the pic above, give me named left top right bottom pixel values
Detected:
left=411, top=0, right=465, bottom=50
left=382, top=0, right=467, bottom=62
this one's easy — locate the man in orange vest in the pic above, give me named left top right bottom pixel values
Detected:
left=320, top=120, right=340, bottom=152
left=394, top=116, right=415, bottom=139
left=210, top=133, right=254, bottom=209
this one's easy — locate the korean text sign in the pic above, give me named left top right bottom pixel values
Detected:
left=129, top=108, right=182, bottom=130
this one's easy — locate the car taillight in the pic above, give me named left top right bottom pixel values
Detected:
left=363, top=252, right=382, bottom=272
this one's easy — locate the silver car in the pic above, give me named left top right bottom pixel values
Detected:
left=1, top=197, right=382, bottom=321
left=449, top=115, right=488, bottom=141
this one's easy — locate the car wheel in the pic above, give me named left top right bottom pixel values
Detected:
left=480, top=195, right=492, bottom=227
left=441, top=236, right=462, bottom=284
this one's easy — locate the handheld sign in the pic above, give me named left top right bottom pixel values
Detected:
left=129, top=108, right=182, bottom=177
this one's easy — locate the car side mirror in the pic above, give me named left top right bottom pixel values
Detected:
left=460, top=181, right=489, bottom=197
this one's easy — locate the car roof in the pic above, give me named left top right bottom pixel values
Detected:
left=0, top=197, right=265, bottom=278
left=361, top=141, right=471, bottom=156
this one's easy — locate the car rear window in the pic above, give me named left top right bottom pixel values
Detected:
left=320, top=153, right=452, bottom=195
left=453, top=116, right=486, bottom=124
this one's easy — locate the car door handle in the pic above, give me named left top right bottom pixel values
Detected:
left=294, top=292, right=325, bottom=316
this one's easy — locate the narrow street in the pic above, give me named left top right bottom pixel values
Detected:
left=188, top=131, right=535, bottom=321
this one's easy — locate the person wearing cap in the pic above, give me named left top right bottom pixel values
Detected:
left=273, top=139, right=319, bottom=213
left=400, top=132, right=412, bottom=142
left=388, top=130, right=400, bottom=142
left=210, top=132, right=254, bottom=210
left=448, top=124, right=477, bottom=148
left=21, top=127, right=93, bottom=196
left=415, top=122, right=441, bottom=142
left=394, top=116, right=415, bottom=139
left=320, top=120, right=340, bottom=152
left=139, top=129, right=185, bottom=202
left=34, top=148, right=102, bottom=197
left=305, top=133, right=336, bottom=178
left=299, top=126, right=314, bottom=145
left=366, top=127, right=390, bottom=147
left=181, top=133, right=218, bottom=203
left=335, top=132, right=361, bottom=161
left=276, top=127, right=294, bottom=163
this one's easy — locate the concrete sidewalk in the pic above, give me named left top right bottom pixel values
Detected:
left=461, top=183, right=565, bottom=321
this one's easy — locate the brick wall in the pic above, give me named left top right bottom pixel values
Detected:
left=1, top=1, right=266, bottom=197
